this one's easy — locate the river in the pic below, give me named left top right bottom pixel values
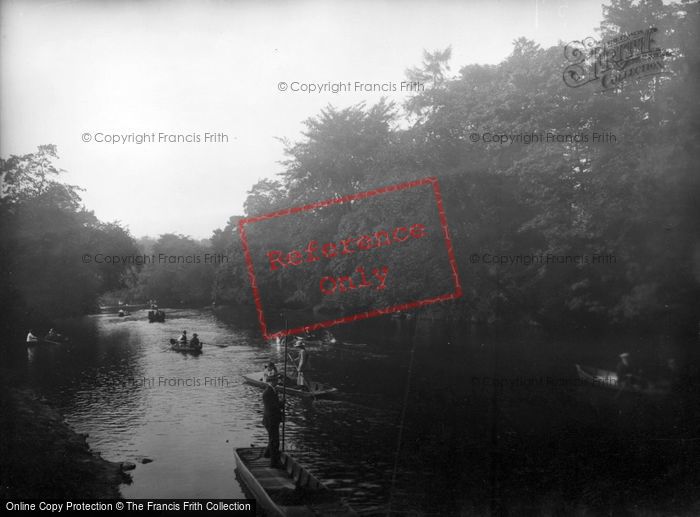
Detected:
left=16, top=308, right=698, bottom=515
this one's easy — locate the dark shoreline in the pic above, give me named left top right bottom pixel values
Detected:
left=0, top=370, right=131, bottom=499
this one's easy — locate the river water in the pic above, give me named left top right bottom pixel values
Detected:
left=17, top=308, right=698, bottom=515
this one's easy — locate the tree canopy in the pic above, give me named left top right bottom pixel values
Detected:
left=210, top=0, right=700, bottom=335
left=0, top=146, right=139, bottom=332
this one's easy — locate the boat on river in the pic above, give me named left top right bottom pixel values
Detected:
left=242, top=372, right=337, bottom=399
left=575, top=364, right=671, bottom=396
left=296, top=331, right=337, bottom=346
left=148, top=310, right=166, bottom=322
left=169, top=338, right=202, bottom=353
left=233, top=447, right=356, bottom=517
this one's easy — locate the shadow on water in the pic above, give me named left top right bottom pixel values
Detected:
left=11, top=307, right=700, bottom=514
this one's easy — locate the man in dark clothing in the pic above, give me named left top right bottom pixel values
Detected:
left=616, top=352, right=632, bottom=387
left=262, top=381, right=284, bottom=468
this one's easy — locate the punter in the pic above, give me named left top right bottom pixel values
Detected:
left=262, top=379, right=284, bottom=468
left=293, top=340, right=309, bottom=390
left=263, top=361, right=278, bottom=384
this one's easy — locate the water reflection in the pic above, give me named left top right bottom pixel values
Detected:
left=19, top=309, right=697, bottom=514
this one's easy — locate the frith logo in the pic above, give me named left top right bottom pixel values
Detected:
left=563, top=28, right=669, bottom=90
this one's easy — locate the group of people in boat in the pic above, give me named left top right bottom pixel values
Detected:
left=147, top=302, right=166, bottom=322
left=175, top=330, right=202, bottom=350
left=26, top=328, right=64, bottom=343
left=263, top=338, right=309, bottom=389
left=260, top=337, right=312, bottom=467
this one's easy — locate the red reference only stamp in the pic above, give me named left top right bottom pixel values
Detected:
left=238, top=177, right=462, bottom=340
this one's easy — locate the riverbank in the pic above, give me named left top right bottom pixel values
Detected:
left=0, top=370, right=131, bottom=498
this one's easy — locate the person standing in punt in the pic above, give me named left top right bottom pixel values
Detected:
left=616, top=352, right=632, bottom=388
left=293, top=340, right=309, bottom=390
left=262, top=378, right=284, bottom=468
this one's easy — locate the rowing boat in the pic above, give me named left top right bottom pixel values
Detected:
left=168, top=338, right=202, bottom=353
left=575, top=364, right=670, bottom=396
left=242, top=372, right=337, bottom=399
left=233, top=447, right=356, bottom=517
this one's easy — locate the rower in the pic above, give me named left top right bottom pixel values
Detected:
left=46, top=328, right=59, bottom=340
left=190, top=333, right=201, bottom=349
left=616, top=352, right=647, bottom=388
left=26, top=330, right=39, bottom=343
left=178, top=330, right=188, bottom=344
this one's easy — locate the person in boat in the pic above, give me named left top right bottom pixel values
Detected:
left=45, top=328, right=59, bottom=340
left=26, top=330, right=39, bottom=343
left=616, top=352, right=647, bottom=388
left=262, top=379, right=285, bottom=468
left=293, top=340, right=309, bottom=390
left=178, top=330, right=188, bottom=344
left=263, top=361, right=278, bottom=384
left=190, top=333, right=201, bottom=350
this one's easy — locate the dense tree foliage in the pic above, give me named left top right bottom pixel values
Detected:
left=127, top=234, right=215, bottom=306
left=211, top=1, right=700, bottom=335
left=0, top=146, right=139, bottom=335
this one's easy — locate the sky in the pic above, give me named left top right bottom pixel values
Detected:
left=1, top=0, right=608, bottom=239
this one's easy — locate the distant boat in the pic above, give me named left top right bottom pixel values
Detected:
left=295, top=330, right=337, bottom=346
left=575, top=364, right=670, bottom=396
left=242, top=372, right=337, bottom=399
left=148, top=310, right=166, bottom=322
left=233, top=447, right=356, bottom=517
left=169, top=338, right=202, bottom=353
